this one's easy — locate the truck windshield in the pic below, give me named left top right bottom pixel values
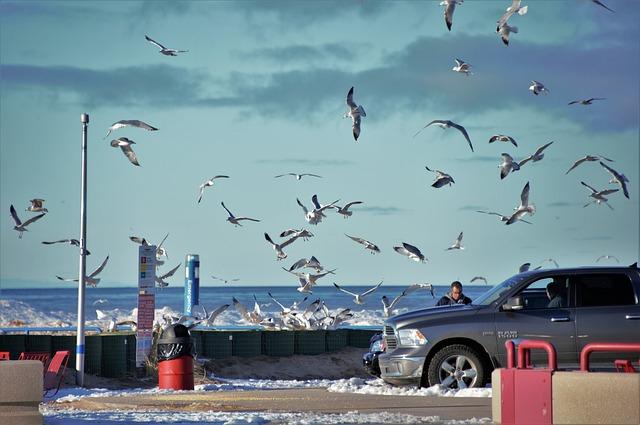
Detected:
left=472, top=274, right=527, bottom=306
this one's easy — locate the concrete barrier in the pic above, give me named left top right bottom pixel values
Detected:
left=0, top=360, right=43, bottom=425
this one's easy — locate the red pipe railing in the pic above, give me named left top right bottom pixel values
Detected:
left=505, top=339, right=557, bottom=370
left=579, top=343, right=640, bottom=372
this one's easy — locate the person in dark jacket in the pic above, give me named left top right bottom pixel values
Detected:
left=436, top=281, right=472, bottom=306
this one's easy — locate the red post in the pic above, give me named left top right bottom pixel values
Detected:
left=505, top=340, right=515, bottom=369
left=516, top=340, right=557, bottom=371
left=580, top=343, right=640, bottom=371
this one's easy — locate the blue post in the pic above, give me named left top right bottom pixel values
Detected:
left=184, top=254, right=200, bottom=316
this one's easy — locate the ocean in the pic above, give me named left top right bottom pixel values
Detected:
left=0, top=283, right=493, bottom=329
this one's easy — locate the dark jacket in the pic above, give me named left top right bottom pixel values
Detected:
left=436, top=292, right=472, bottom=306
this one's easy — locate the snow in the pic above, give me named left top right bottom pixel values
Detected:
left=326, top=378, right=493, bottom=397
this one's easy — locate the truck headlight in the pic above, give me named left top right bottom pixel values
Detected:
left=397, top=329, right=428, bottom=346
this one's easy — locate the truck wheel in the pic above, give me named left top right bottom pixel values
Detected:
left=426, top=344, right=485, bottom=389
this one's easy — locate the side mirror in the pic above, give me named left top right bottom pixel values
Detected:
left=502, top=295, right=524, bottom=311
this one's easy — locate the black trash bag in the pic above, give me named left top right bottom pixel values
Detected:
left=157, top=323, right=196, bottom=362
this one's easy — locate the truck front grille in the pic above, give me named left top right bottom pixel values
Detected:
left=384, top=325, right=397, bottom=350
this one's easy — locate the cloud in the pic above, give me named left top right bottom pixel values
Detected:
left=454, top=155, right=498, bottom=163
left=358, top=206, right=404, bottom=216
left=238, top=43, right=361, bottom=64
left=255, top=158, right=355, bottom=166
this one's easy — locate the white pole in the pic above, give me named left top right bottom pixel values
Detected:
left=76, top=113, right=89, bottom=386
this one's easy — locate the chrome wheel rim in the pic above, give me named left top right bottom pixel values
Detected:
left=438, top=354, right=478, bottom=389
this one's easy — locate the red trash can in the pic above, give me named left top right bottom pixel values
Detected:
left=157, top=324, right=195, bottom=390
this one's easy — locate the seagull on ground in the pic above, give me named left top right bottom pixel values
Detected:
left=470, top=276, right=488, bottom=285
left=201, top=304, right=230, bottom=326
left=425, top=166, right=455, bottom=188
left=599, top=162, right=629, bottom=199
left=506, top=181, right=535, bottom=225
left=440, top=0, right=463, bottom=31
left=110, top=137, right=140, bottom=166
left=10, top=205, right=45, bottom=239
left=529, top=80, right=549, bottom=95
left=26, top=199, right=48, bottom=213
left=452, top=58, right=472, bottom=75
left=334, top=281, right=383, bottom=305
left=394, top=242, right=427, bottom=262
left=280, top=229, right=314, bottom=240
left=489, top=134, right=518, bottom=147
left=155, top=263, right=181, bottom=288
left=57, top=255, right=109, bottom=287
left=221, top=202, right=260, bottom=226
left=596, top=254, right=620, bottom=263
left=499, top=153, right=521, bottom=180
left=145, top=35, right=188, bottom=56
left=197, top=175, right=229, bottom=204
left=568, top=97, right=605, bottom=106
left=414, top=120, right=474, bottom=152
left=591, top=0, right=615, bottom=13
left=345, top=234, right=380, bottom=254
left=211, top=275, right=240, bottom=284
left=565, top=155, right=614, bottom=174
left=475, top=210, right=532, bottom=224
left=264, top=232, right=299, bottom=260
left=289, top=256, right=324, bottom=273
left=334, top=201, right=363, bottom=218
left=446, top=232, right=465, bottom=250
left=42, top=239, right=91, bottom=255
left=497, top=22, right=519, bottom=45
left=581, top=181, right=618, bottom=209
left=518, top=141, right=553, bottom=167
left=344, top=86, right=366, bottom=141
left=275, top=173, right=322, bottom=180
left=103, top=120, right=158, bottom=139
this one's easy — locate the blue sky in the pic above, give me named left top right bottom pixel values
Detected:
left=1, top=0, right=638, bottom=288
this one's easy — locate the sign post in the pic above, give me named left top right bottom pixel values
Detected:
left=137, top=245, right=156, bottom=374
left=76, top=113, right=89, bottom=386
left=184, top=254, right=200, bottom=316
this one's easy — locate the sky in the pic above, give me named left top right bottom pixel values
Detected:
left=1, top=0, right=638, bottom=288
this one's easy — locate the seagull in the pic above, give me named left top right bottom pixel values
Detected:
left=565, top=155, right=614, bottom=174
left=280, top=229, right=314, bottom=240
left=211, top=275, right=240, bottom=284
left=333, top=281, right=383, bottom=305
left=497, top=22, right=519, bottom=45
left=581, top=181, right=618, bottom=209
left=475, top=210, right=532, bottom=225
left=591, top=0, right=615, bottom=13
left=264, top=232, right=299, bottom=260
left=489, top=134, right=518, bottom=147
left=568, top=97, right=605, bottom=106
left=506, top=181, right=536, bottom=225
left=446, top=232, right=465, bottom=250
left=452, top=58, right=472, bottom=76
left=267, top=292, right=297, bottom=316
left=233, top=296, right=262, bottom=324
left=92, top=299, right=108, bottom=306
left=470, top=276, right=488, bottom=285
left=129, top=234, right=169, bottom=264
left=155, top=263, right=181, bottom=288
left=297, top=195, right=340, bottom=225
left=539, top=258, right=559, bottom=268
left=110, top=137, right=140, bottom=166
left=9, top=205, right=45, bottom=238
left=197, top=175, right=229, bottom=204
left=345, top=234, right=380, bottom=254
left=285, top=267, right=336, bottom=288
left=26, top=199, right=48, bottom=213
left=518, top=141, right=553, bottom=167
left=289, top=256, right=324, bottom=273
left=394, top=242, right=427, bottom=262
left=201, top=304, right=230, bottom=326
left=404, top=283, right=436, bottom=298
left=440, top=0, right=463, bottom=31
left=144, top=35, right=188, bottom=56
left=599, top=162, right=629, bottom=199
left=275, top=173, right=322, bottom=180
left=56, top=255, right=109, bottom=287
left=529, top=80, right=549, bottom=95
left=425, top=166, right=455, bottom=188
left=596, top=254, right=620, bottom=263
left=221, top=202, right=260, bottom=226
left=334, top=201, right=363, bottom=218
left=497, top=0, right=528, bottom=27
left=42, top=239, right=91, bottom=255
left=414, top=120, right=474, bottom=152
left=499, top=153, right=521, bottom=180
left=103, top=120, right=158, bottom=139
left=519, top=262, right=531, bottom=273
left=382, top=292, right=406, bottom=317
left=344, top=86, right=366, bottom=141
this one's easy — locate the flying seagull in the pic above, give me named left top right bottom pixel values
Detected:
left=26, top=199, right=48, bottom=213
left=211, top=275, right=240, bottom=284
left=280, top=229, right=314, bottom=241
left=155, top=263, right=181, bottom=288
left=197, top=175, right=229, bottom=204
left=414, top=120, right=474, bottom=152
left=476, top=210, right=532, bottom=225
left=568, top=97, right=605, bottom=106
left=394, top=242, right=427, bottom=262
left=596, top=254, right=619, bottom=263
left=289, top=256, right=324, bottom=273
left=333, top=281, right=383, bottom=305
left=440, top=0, right=463, bottom=31
left=529, top=80, right=549, bottom=95
left=10, top=205, right=45, bottom=238
left=144, top=35, right=188, bottom=56
left=452, top=58, right=472, bottom=76
left=344, top=86, right=366, bottom=141
left=497, top=22, right=519, bottom=45
left=506, top=181, right=535, bottom=225
left=297, top=195, right=340, bottom=225
left=404, top=283, right=436, bottom=298
left=334, top=201, right=363, bottom=218
left=470, top=276, right=488, bottom=285
left=581, top=181, right=618, bottom=209
left=518, top=141, right=553, bottom=167
left=264, top=232, right=299, bottom=260
left=42, top=239, right=91, bottom=255
left=565, top=155, right=614, bottom=174
left=446, top=232, right=465, bottom=250
left=221, top=201, right=260, bottom=226
left=599, top=162, right=629, bottom=199
left=201, top=304, right=230, bottom=326
left=110, top=137, right=140, bottom=166
left=103, top=120, right=158, bottom=139
left=57, top=255, right=109, bottom=287
left=497, top=0, right=528, bottom=27
left=489, top=134, right=518, bottom=147
left=345, top=234, right=380, bottom=254
left=425, top=166, right=455, bottom=188
left=275, top=173, right=322, bottom=180
left=591, top=0, right=615, bottom=13
left=499, top=153, right=521, bottom=180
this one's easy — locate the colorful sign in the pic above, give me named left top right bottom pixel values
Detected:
left=137, top=245, right=157, bottom=368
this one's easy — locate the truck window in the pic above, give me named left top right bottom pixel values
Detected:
left=519, top=276, right=569, bottom=309
left=574, top=274, right=637, bottom=307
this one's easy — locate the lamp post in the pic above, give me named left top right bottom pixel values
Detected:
left=76, top=113, right=89, bottom=386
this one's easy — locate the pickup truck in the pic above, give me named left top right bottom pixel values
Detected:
left=378, top=264, right=640, bottom=389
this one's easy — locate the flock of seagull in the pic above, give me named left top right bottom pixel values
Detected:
left=8, top=0, right=632, bottom=331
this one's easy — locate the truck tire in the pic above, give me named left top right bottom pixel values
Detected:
left=426, top=344, right=485, bottom=389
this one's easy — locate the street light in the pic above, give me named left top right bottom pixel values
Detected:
left=76, top=113, right=89, bottom=386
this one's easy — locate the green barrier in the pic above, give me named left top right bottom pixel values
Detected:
left=1, top=334, right=26, bottom=360
left=101, top=334, right=128, bottom=378
left=263, top=331, right=294, bottom=356
left=125, top=334, right=136, bottom=374
left=85, top=335, right=102, bottom=375
left=348, top=329, right=380, bottom=348
left=201, top=331, right=233, bottom=359
left=190, top=331, right=203, bottom=357
left=295, top=330, right=326, bottom=355
left=27, top=334, right=52, bottom=353
left=325, top=329, right=348, bottom=352
left=231, top=331, right=262, bottom=357
left=52, top=335, right=76, bottom=368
